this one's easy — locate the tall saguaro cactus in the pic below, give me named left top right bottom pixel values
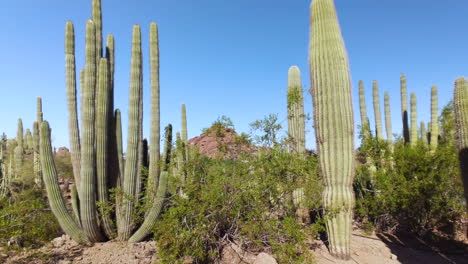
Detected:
left=410, top=93, right=417, bottom=147
left=358, top=81, right=370, bottom=139
left=384, top=92, right=392, bottom=144
left=147, top=22, right=161, bottom=197
left=430, top=85, right=439, bottom=150
left=401, top=74, right=410, bottom=144
left=309, top=0, right=355, bottom=259
left=117, top=25, right=143, bottom=241
left=453, top=77, right=468, bottom=210
left=287, top=66, right=306, bottom=154
left=65, top=21, right=82, bottom=192
left=80, top=20, right=104, bottom=242
left=373, top=81, right=383, bottom=140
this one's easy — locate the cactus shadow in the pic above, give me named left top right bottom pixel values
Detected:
left=376, top=231, right=468, bottom=264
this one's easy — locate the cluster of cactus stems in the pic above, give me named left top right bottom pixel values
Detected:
left=40, top=0, right=169, bottom=243
left=287, top=66, right=306, bottom=155
left=309, top=0, right=355, bottom=259
left=453, top=77, right=468, bottom=210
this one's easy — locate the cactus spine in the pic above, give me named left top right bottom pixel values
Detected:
left=287, top=66, right=306, bottom=154
left=358, top=81, right=370, bottom=139
left=309, top=0, right=355, bottom=259
left=401, top=74, right=410, bottom=144
left=420, top=121, right=428, bottom=146
left=373, top=81, right=383, bottom=140
left=453, top=77, right=468, bottom=209
left=384, top=92, right=392, bottom=144
left=410, top=93, right=417, bottom=147
left=147, top=22, right=160, bottom=198
left=430, top=85, right=439, bottom=150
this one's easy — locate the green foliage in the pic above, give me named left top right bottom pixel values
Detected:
left=202, top=115, right=234, bottom=137
left=249, top=113, right=282, bottom=147
left=154, top=147, right=321, bottom=263
left=0, top=189, right=61, bottom=248
left=355, top=138, right=465, bottom=234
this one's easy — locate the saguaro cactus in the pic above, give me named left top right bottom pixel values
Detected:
left=373, top=81, right=383, bottom=140
left=147, top=22, right=161, bottom=197
left=358, top=81, right=370, bottom=139
left=384, top=92, right=392, bottom=144
left=410, top=93, right=417, bottom=147
left=430, top=85, right=439, bottom=150
left=65, top=21, right=82, bottom=192
left=15, top=118, right=24, bottom=169
left=453, top=77, right=468, bottom=210
left=401, top=74, right=410, bottom=144
left=287, top=66, right=306, bottom=154
left=40, top=121, right=89, bottom=243
left=309, top=0, right=355, bottom=259
left=420, top=121, right=428, bottom=146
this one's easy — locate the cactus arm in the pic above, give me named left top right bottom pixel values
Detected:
left=358, top=81, right=370, bottom=139
left=373, top=81, right=383, bottom=140
left=309, top=0, right=355, bottom=259
left=71, top=183, right=81, bottom=225
left=401, top=74, right=410, bottom=143
left=420, top=121, right=428, bottom=146
left=384, top=92, right=392, bottom=144
left=287, top=66, right=306, bottom=154
left=410, top=93, right=417, bottom=147
left=40, top=121, right=89, bottom=244
left=96, top=58, right=116, bottom=238
left=80, top=20, right=104, bottom=242
left=65, top=21, right=82, bottom=192
left=129, top=124, right=172, bottom=242
left=117, top=25, right=143, bottom=240
left=430, top=85, right=439, bottom=150
left=92, top=0, right=103, bottom=60
left=33, top=122, right=42, bottom=186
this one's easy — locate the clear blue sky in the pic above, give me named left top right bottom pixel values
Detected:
left=1, top=0, right=467, bottom=149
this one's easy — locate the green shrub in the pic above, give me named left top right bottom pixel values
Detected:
left=355, top=138, right=465, bottom=235
left=154, top=148, right=321, bottom=263
left=0, top=188, right=61, bottom=249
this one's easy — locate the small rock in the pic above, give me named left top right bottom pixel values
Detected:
left=253, top=253, right=277, bottom=264
left=52, top=237, right=65, bottom=248
left=390, top=254, right=398, bottom=260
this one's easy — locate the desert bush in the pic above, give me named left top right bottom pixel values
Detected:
left=0, top=188, right=61, bottom=249
left=154, top=146, right=321, bottom=264
left=355, top=137, right=465, bottom=235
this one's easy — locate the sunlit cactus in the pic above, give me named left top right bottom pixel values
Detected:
left=384, top=92, right=392, bottom=145
left=453, top=77, right=468, bottom=210
left=358, top=81, right=370, bottom=139
left=287, top=66, right=306, bottom=155
left=309, top=0, right=355, bottom=259
left=373, top=80, right=383, bottom=140
left=420, top=121, right=428, bottom=146
left=401, top=74, right=410, bottom=144
left=430, top=85, right=439, bottom=150
left=410, top=93, right=417, bottom=147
